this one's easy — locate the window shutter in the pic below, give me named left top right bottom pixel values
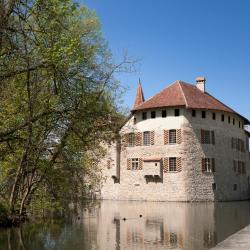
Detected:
left=233, top=160, right=237, bottom=172
left=135, top=132, right=142, bottom=146
left=121, top=134, right=128, bottom=147
left=127, top=159, right=131, bottom=170
left=139, top=158, right=143, bottom=170
left=201, top=129, right=205, bottom=144
left=211, top=131, right=215, bottom=145
left=242, top=141, right=245, bottom=152
left=164, top=130, right=169, bottom=145
left=163, top=158, right=169, bottom=173
left=107, top=160, right=111, bottom=169
left=176, top=157, right=182, bottom=172
left=176, top=129, right=182, bottom=144
left=238, top=161, right=241, bottom=174
left=150, top=131, right=155, bottom=145
left=202, top=158, right=206, bottom=172
left=212, top=158, right=215, bottom=172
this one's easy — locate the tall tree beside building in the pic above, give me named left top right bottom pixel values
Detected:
left=0, top=0, right=127, bottom=219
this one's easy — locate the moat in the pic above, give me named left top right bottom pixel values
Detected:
left=1, top=200, right=250, bottom=250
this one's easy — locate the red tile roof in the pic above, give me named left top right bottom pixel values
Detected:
left=131, top=80, right=249, bottom=123
left=133, top=82, right=145, bottom=109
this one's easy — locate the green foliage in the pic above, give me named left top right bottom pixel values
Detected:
left=0, top=0, right=128, bottom=218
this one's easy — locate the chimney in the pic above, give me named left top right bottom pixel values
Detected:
left=196, top=77, right=206, bottom=92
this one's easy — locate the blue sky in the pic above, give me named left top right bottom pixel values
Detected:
left=83, top=0, right=250, bottom=119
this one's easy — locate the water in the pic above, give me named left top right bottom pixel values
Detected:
left=1, top=200, right=250, bottom=250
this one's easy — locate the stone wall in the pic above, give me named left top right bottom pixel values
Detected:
left=100, top=107, right=250, bottom=201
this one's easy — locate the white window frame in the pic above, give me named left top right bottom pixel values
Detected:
left=131, top=158, right=139, bottom=170
left=128, top=133, right=135, bottom=147
left=169, top=157, right=176, bottom=172
left=169, top=129, right=177, bottom=144
left=143, top=131, right=151, bottom=146
left=205, top=158, right=212, bottom=172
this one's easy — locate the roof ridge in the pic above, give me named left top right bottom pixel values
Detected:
left=178, top=81, right=188, bottom=108
left=131, top=80, right=179, bottom=110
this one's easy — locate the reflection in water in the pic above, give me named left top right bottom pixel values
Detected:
left=0, top=201, right=250, bottom=250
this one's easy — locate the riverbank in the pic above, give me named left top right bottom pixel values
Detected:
left=211, top=224, right=250, bottom=249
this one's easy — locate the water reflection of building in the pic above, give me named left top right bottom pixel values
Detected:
left=80, top=201, right=211, bottom=250
left=79, top=201, right=250, bottom=250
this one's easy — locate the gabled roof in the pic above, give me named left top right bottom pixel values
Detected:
left=131, top=80, right=249, bottom=124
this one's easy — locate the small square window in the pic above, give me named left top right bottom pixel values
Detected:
left=233, top=184, right=237, bottom=191
left=142, top=112, right=147, bottom=120
left=212, top=183, right=216, bottom=190
left=162, top=110, right=167, bottom=118
left=221, top=114, right=224, bottom=122
left=192, top=110, right=196, bottom=117
left=151, top=111, right=156, bottom=119
left=228, top=116, right=231, bottom=124
left=202, top=111, right=206, bottom=119
left=155, top=163, right=158, bottom=166
left=212, top=113, right=216, bottom=120
left=174, top=109, right=180, bottom=116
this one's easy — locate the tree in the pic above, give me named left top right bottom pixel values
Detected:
left=0, top=0, right=130, bottom=220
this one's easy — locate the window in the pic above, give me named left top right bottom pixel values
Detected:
left=228, top=116, right=231, bottom=124
left=162, top=110, right=167, bottom=117
left=174, top=109, right=180, bottom=116
left=143, top=131, right=150, bottom=146
left=133, top=117, right=136, bottom=125
left=233, top=118, right=235, bottom=125
left=201, top=130, right=215, bottom=144
left=233, top=184, right=237, bottom=191
left=142, top=112, right=147, bottom=120
left=221, top=114, right=224, bottom=122
left=169, top=129, right=177, bottom=144
left=237, top=161, right=246, bottom=174
left=192, top=110, right=196, bottom=117
left=202, top=158, right=215, bottom=173
left=202, top=111, right=206, bottom=118
left=204, top=158, right=211, bottom=172
left=238, top=161, right=242, bottom=174
left=212, top=113, right=216, bottom=120
left=151, top=111, right=156, bottom=118
left=204, top=130, right=210, bottom=144
left=246, top=137, right=249, bottom=151
left=239, top=121, right=241, bottom=128
left=128, top=133, right=135, bottom=147
left=169, top=157, right=176, bottom=171
left=212, top=183, right=216, bottom=190
left=131, top=158, right=139, bottom=170
left=233, top=160, right=237, bottom=172
left=232, top=137, right=244, bottom=152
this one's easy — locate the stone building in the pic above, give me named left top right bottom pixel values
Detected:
left=101, top=77, right=250, bottom=201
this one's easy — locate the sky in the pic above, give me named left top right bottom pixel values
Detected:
left=83, top=0, right=250, bottom=119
